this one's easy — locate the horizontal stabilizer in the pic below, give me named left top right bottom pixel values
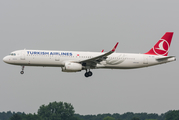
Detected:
left=156, top=56, right=176, bottom=61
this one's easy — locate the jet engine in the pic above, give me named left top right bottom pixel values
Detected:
left=62, top=62, right=82, bottom=72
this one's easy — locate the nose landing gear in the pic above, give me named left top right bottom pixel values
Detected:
left=84, top=69, right=93, bottom=77
left=20, top=66, right=24, bottom=74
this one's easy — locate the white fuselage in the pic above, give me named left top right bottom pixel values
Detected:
left=3, top=50, right=176, bottom=70
left=3, top=32, right=176, bottom=77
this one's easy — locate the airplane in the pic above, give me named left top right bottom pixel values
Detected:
left=3, top=32, right=176, bottom=77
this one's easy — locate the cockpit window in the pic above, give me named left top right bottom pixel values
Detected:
left=9, top=53, right=16, bottom=56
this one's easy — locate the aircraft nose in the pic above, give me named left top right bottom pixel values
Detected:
left=3, top=56, right=9, bottom=63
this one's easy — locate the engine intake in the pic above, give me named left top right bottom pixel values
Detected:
left=62, top=62, right=82, bottom=72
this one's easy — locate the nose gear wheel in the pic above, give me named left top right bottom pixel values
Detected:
left=20, top=66, right=25, bottom=74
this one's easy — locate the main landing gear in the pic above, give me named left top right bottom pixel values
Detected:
left=84, top=69, right=93, bottom=77
left=20, top=66, right=24, bottom=74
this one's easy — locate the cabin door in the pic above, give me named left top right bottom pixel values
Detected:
left=143, top=56, right=148, bottom=64
left=55, top=55, right=60, bottom=61
left=21, top=50, right=26, bottom=60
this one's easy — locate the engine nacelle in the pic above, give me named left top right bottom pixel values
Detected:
left=62, top=62, right=82, bottom=72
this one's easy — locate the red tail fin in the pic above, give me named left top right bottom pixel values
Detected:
left=145, top=32, right=174, bottom=56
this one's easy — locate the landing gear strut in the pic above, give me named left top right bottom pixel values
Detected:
left=20, top=66, right=24, bottom=74
left=84, top=69, right=93, bottom=77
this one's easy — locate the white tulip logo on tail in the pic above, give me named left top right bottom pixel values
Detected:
left=153, top=39, right=169, bottom=55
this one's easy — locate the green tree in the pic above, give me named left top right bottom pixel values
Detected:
left=116, top=118, right=122, bottom=120
left=145, top=119, right=157, bottom=120
left=37, top=101, right=75, bottom=120
left=10, top=114, right=22, bottom=120
left=103, top=116, right=115, bottom=120
left=23, top=113, right=42, bottom=120
left=131, top=117, right=140, bottom=120
left=165, top=110, right=179, bottom=120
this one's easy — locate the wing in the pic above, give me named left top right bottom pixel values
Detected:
left=78, top=42, right=119, bottom=68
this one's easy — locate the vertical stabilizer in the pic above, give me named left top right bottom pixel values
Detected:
left=145, top=32, right=173, bottom=56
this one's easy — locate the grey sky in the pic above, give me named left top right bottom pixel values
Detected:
left=0, top=0, right=179, bottom=115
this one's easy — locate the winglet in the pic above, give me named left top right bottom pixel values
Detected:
left=112, top=42, right=119, bottom=52
left=101, top=49, right=104, bottom=52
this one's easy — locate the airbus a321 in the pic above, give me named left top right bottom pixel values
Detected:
left=3, top=32, right=176, bottom=77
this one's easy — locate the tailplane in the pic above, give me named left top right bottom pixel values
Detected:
left=145, top=32, right=174, bottom=56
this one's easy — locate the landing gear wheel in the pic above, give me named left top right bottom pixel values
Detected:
left=85, top=72, right=89, bottom=77
left=20, top=71, right=24, bottom=74
left=20, top=66, right=25, bottom=74
left=84, top=70, right=93, bottom=77
left=88, top=71, right=93, bottom=76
